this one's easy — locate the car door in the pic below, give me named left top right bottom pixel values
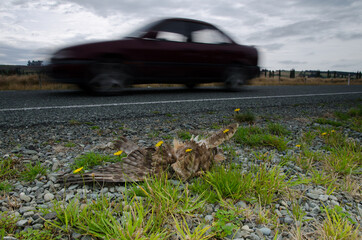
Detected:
left=131, top=20, right=191, bottom=82
left=184, top=22, right=234, bottom=80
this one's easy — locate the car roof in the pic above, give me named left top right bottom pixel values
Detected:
left=161, top=18, right=215, bottom=27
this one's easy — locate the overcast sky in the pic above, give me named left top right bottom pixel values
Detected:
left=1, top=0, right=361, bottom=71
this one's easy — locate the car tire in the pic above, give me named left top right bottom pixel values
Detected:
left=86, top=62, right=128, bottom=95
left=185, top=83, right=196, bottom=89
left=224, top=66, right=246, bottom=91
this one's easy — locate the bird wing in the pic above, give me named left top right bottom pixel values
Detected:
left=113, top=137, right=141, bottom=155
left=59, top=148, right=153, bottom=185
left=203, top=123, right=239, bottom=148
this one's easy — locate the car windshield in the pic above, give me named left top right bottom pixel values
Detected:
left=125, top=20, right=162, bottom=38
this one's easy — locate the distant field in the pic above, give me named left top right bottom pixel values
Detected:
left=0, top=74, right=361, bottom=91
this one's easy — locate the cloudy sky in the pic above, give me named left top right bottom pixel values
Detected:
left=1, top=0, right=361, bottom=71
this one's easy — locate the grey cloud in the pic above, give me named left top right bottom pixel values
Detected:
left=336, top=32, right=362, bottom=41
left=247, top=19, right=336, bottom=42
left=261, top=43, right=284, bottom=51
left=279, top=60, right=308, bottom=65
left=0, top=43, right=46, bottom=65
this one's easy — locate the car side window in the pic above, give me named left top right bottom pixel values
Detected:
left=154, top=21, right=188, bottom=42
left=156, top=31, right=187, bottom=42
left=189, top=23, right=231, bottom=44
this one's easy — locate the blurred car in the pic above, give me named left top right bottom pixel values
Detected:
left=49, top=18, right=259, bottom=94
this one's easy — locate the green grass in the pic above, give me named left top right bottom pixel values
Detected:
left=15, top=228, right=62, bottom=240
left=233, top=111, right=256, bottom=123
left=233, top=126, right=289, bottom=151
left=0, top=157, right=20, bottom=180
left=64, top=141, right=76, bottom=148
left=319, top=205, right=359, bottom=239
left=0, top=212, right=19, bottom=238
left=177, top=130, right=192, bottom=141
left=71, top=152, right=125, bottom=171
left=267, top=123, right=291, bottom=136
left=314, top=118, right=343, bottom=127
left=191, top=164, right=290, bottom=205
left=20, top=161, right=47, bottom=182
left=0, top=181, right=13, bottom=192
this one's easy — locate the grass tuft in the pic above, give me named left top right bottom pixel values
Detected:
left=20, top=161, right=47, bottom=182
left=71, top=152, right=125, bottom=170
left=233, top=111, right=256, bottom=123
left=234, top=126, right=288, bottom=151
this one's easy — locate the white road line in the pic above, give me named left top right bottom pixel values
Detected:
left=1, top=91, right=361, bottom=112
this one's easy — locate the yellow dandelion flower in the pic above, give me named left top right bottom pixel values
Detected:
left=223, top=129, right=229, bottom=134
left=321, top=132, right=327, bottom=136
left=114, top=150, right=123, bottom=156
left=73, top=167, right=83, bottom=174
left=331, top=130, right=336, bottom=133
left=234, top=108, right=240, bottom=112
left=186, top=148, right=192, bottom=152
left=296, top=144, right=301, bottom=148
left=155, top=141, right=164, bottom=147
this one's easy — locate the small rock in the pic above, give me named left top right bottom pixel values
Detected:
left=16, top=219, right=29, bottom=227
left=241, top=225, right=253, bottom=232
left=236, top=200, right=247, bottom=208
left=250, top=233, right=261, bottom=240
left=319, top=195, right=328, bottom=201
left=23, top=211, right=35, bottom=218
left=43, top=212, right=57, bottom=220
left=3, top=237, right=18, bottom=240
left=331, top=200, right=340, bottom=206
left=306, top=193, right=319, bottom=200
left=258, top=227, right=271, bottom=236
left=284, top=216, right=294, bottom=224
left=204, top=215, right=213, bottom=223
left=44, top=193, right=55, bottom=202
left=32, top=224, right=43, bottom=230
left=20, top=192, right=31, bottom=202
left=72, top=232, right=83, bottom=239
left=19, top=206, right=36, bottom=214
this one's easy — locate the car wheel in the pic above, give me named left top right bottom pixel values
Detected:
left=87, top=62, right=128, bottom=94
left=224, top=66, right=246, bottom=91
left=185, top=83, right=196, bottom=89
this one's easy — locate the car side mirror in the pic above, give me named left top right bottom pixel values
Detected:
left=142, top=31, right=157, bottom=40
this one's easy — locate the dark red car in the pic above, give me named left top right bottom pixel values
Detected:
left=49, top=18, right=259, bottom=94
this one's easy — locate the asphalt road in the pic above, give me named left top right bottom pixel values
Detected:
left=1, top=85, right=361, bottom=128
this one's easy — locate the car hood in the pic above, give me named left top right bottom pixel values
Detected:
left=52, top=38, right=134, bottom=60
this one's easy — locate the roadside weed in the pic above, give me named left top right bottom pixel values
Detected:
left=234, top=126, right=288, bottom=151
left=202, top=164, right=289, bottom=205
left=0, top=181, right=13, bottom=192
left=319, top=205, right=359, bottom=240
left=173, top=216, right=214, bottom=240
left=0, top=157, right=19, bottom=180
left=253, top=150, right=274, bottom=163
left=267, top=123, right=290, bottom=136
left=0, top=211, right=19, bottom=237
left=177, top=130, right=192, bottom=141
left=211, top=208, right=243, bottom=238
left=71, top=152, right=125, bottom=170
left=15, top=227, right=62, bottom=240
left=233, top=111, right=256, bottom=123
left=64, top=141, right=76, bottom=147
left=314, top=118, right=343, bottom=127
left=20, top=161, right=47, bottom=182
left=324, top=144, right=361, bottom=175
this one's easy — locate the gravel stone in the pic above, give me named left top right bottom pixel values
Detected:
left=258, top=227, right=271, bottom=235
left=44, top=193, right=55, bottom=202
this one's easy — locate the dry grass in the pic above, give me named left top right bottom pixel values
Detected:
left=249, top=76, right=362, bottom=85
left=0, top=74, right=361, bottom=91
left=0, top=74, right=75, bottom=91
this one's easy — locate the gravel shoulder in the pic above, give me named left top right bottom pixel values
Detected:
left=0, top=97, right=361, bottom=239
